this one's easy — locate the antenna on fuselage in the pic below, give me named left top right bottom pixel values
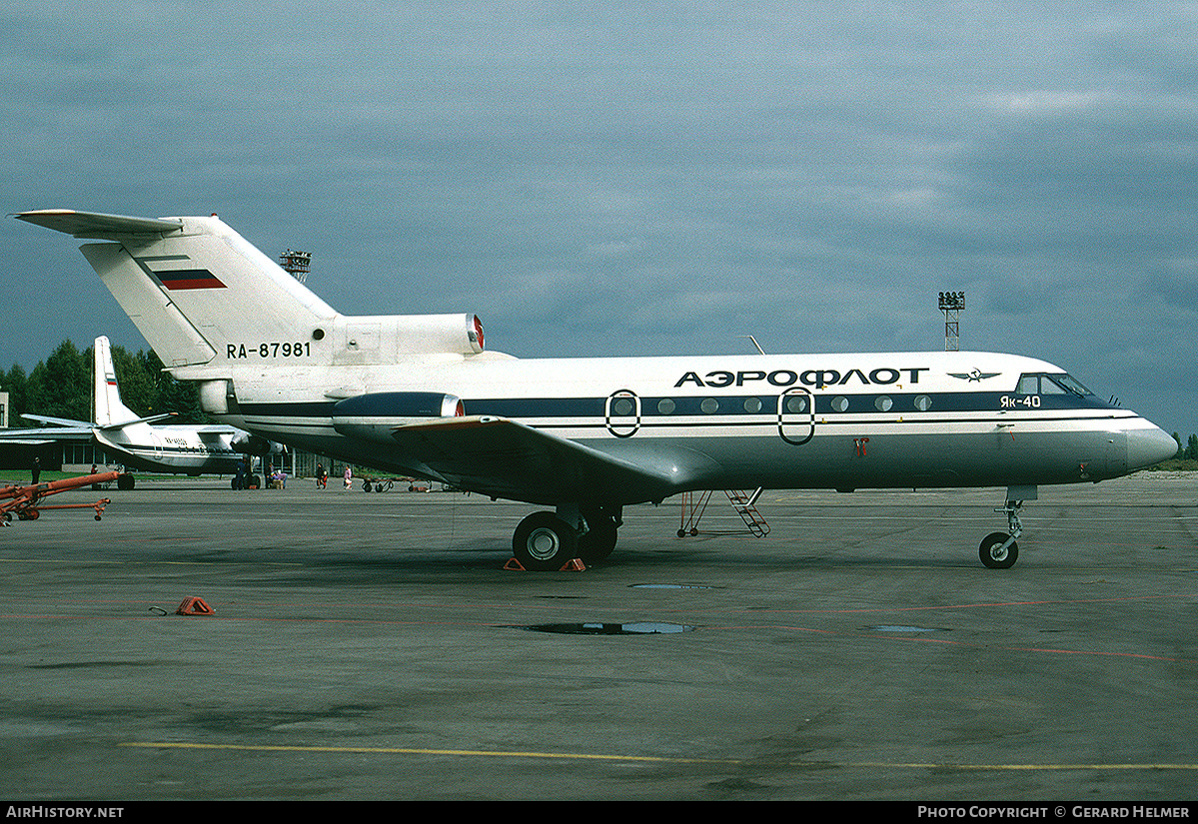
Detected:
left=743, top=335, right=766, bottom=355
left=939, top=291, right=965, bottom=351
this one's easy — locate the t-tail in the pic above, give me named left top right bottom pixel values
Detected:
left=93, top=335, right=139, bottom=428
left=16, top=210, right=486, bottom=379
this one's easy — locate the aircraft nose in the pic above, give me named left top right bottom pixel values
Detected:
left=1127, top=426, right=1177, bottom=470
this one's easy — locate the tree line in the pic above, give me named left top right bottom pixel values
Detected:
left=1, top=339, right=206, bottom=427
left=1173, top=433, right=1198, bottom=462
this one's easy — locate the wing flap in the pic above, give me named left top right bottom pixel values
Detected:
left=389, top=416, right=682, bottom=505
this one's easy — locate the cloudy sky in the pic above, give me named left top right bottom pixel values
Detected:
left=1, top=2, right=1195, bottom=435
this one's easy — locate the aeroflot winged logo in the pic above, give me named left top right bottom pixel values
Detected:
left=948, top=369, right=1001, bottom=382
left=134, top=255, right=227, bottom=291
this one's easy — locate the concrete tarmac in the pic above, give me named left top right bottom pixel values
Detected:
left=1, top=472, right=1196, bottom=801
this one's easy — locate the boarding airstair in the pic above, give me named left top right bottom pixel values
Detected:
left=678, top=488, right=770, bottom=538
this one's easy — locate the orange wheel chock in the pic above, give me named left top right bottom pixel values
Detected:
left=175, top=597, right=215, bottom=616
left=502, top=557, right=587, bottom=572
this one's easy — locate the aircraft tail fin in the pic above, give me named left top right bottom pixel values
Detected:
left=17, top=210, right=337, bottom=372
left=93, top=335, right=139, bottom=428
left=18, top=210, right=489, bottom=374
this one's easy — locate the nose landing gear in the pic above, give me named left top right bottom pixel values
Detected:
left=979, top=486, right=1035, bottom=569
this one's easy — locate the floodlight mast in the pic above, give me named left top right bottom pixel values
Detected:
left=938, top=291, right=965, bottom=351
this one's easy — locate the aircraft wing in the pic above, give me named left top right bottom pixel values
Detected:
left=15, top=209, right=183, bottom=238
left=0, top=425, right=93, bottom=442
left=388, top=416, right=688, bottom=506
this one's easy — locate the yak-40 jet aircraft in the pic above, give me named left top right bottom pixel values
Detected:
left=17, top=209, right=1177, bottom=569
left=4, top=333, right=277, bottom=487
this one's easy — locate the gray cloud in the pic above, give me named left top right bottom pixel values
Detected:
left=2, top=1, right=1196, bottom=433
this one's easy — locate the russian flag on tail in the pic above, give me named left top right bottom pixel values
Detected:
left=153, top=269, right=226, bottom=290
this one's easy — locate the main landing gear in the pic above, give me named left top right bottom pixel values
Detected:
left=978, top=485, right=1036, bottom=569
left=512, top=506, right=622, bottom=571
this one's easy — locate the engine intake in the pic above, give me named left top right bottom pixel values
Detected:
left=331, top=392, right=465, bottom=443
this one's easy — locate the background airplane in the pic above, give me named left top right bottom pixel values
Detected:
left=16, top=209, right=1179, bottom=569
left=2, top=334, right=277, bottom=488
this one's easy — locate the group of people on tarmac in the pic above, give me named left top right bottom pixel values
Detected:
left=231, top=458, right=259, bottom=490
left=232, top=459, right=293, bottom=490
left=314, top=463, right=354, bottom=490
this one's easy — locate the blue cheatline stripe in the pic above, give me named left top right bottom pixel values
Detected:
left=239, top=391, right=1115, bottom=421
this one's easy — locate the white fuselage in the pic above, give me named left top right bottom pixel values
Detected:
left=211, top=348, right=1171, bottom=504
left=94, top=421, right=246, bottom=475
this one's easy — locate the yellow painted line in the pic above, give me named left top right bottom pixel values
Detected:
left=120, top=741, right=735, bottom=764
left=120, top=742, right=1198, bottom=771
left=848, top=761, right=1198, bottom=771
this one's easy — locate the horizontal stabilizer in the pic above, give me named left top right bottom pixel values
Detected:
left=22, top=413, right=92, bottom=428
left=96, top=412, right=177, bottom=432
left=389, top=416, right=683, bottom=505
left=16, top=210, right=183, bottom=238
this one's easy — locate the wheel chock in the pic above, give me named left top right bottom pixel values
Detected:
left=175, top=597, right=214, bottom=616
left=502, top=558, right=587, bottom=571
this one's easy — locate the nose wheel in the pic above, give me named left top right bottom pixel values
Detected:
left=979, top=531, right=1018, bottom=569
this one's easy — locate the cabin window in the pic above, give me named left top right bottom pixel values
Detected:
left=913, top=394, right=932, bottom=411
left=743, top=397, right=763, bottom=413
left=785, top=395, right=808, bottom=414
left=657, top=398, right=676, bottom=415
left=875, top=396, right=893, bottom=412
left=701, top=398, right=719, bottom=414
left=831, top=396, right=849, bottom=413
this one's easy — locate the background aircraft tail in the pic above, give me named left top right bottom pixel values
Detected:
left=93, top=335, right=139, bottom=428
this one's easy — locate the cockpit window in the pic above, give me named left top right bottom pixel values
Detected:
left=1016, top=374, right=1040, bottom=394
left=1016, top=373, right=1094, bottom=396
left=1049, top=373, right=1093, bottom=396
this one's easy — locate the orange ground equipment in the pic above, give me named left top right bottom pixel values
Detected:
left=0, top=471, right=120, bottom=524
left=175, top=597, right=214, bottom=616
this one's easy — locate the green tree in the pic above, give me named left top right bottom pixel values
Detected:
left=104, top=342, right=158, bottom=417
left=1, top=364, right=29, bottom=426
left=139, top=348, right=207, bottom=423
left=1187, top=434, right=1198, bottom=462
left=25, top=340, right=89, bottom=422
